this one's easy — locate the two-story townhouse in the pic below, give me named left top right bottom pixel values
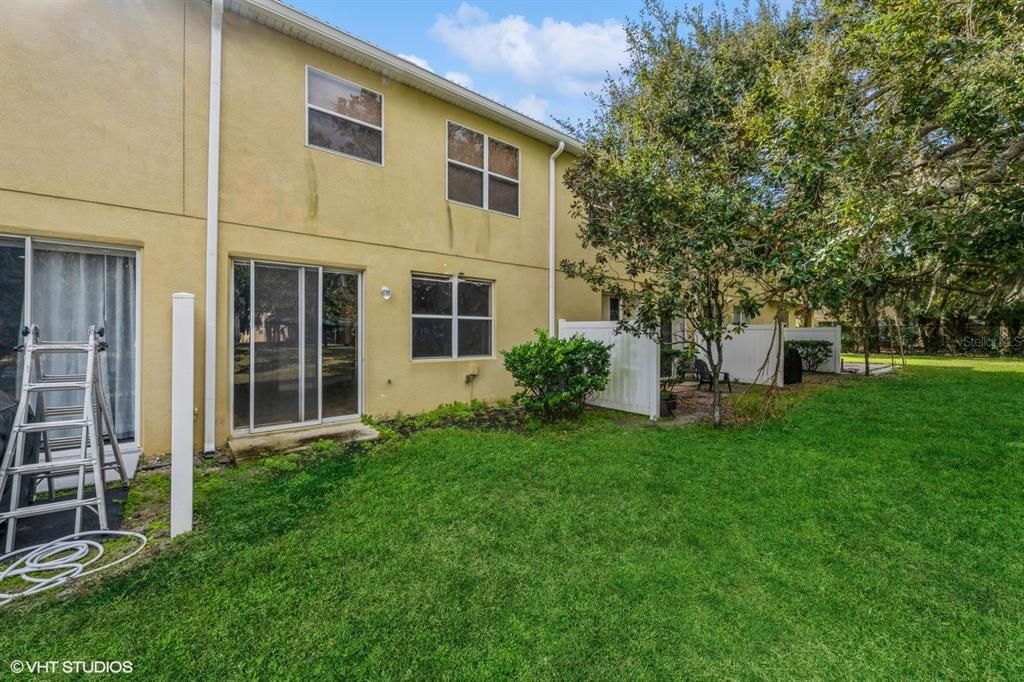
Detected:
left=0, top=0, right=606, bottom=460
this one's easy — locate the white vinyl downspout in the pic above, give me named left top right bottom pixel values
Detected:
left=548, top=141, right=565, bottom=334
left=203, top=0, right=223, bottom=454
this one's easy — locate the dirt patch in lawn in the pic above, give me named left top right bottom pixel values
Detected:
left=665, top=372, right=852, bottom=426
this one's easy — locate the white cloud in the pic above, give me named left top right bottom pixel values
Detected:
left=514, top=94, right=549, bottom=121
left=430, top=3, right=626, bottom=95
left=397, top=53, right=433, bottom=71
left=444, top=71, right=474, bottom=89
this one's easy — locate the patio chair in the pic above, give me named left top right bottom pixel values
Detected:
left=693, top=358, right=732, bottom=393
left=677, top=360, right=700, bottom=382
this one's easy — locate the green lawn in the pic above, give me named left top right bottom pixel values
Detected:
left=4, top=357, right=1024, bottom=679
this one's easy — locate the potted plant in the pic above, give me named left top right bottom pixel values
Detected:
left=659, top=346, right=692, bottom=417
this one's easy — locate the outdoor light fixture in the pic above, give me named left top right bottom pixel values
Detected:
left=380, top=286, right=392, bottom=301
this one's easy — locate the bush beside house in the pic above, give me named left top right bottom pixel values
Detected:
left=785, top=339, right=833, bottom=372
left=501, top=331, right=611, bottom=420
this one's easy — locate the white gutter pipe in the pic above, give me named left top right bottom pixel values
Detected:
left=203, top=0, right=223, bottom=454
left=548, top=141, right=565, bottom=334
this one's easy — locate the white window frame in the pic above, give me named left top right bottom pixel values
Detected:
left=0, top=234, right=142, bottom=455
left=305, top=65, right=385, bottom=166
left=229, top=258, right=364, bottom=435
left=411, top=274, right=494, bottom=360
left=445, top=120, right=520, bottom=217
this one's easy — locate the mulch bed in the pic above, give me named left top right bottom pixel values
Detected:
left=381, top=405, right=528, bottom=437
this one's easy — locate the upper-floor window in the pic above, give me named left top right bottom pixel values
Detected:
left=603, top=295, right=622, bottom=321
left=446, top=122, right=519, bottom=217
left=306, top=66, right=383, bottom=164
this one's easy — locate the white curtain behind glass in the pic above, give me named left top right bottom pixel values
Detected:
left=31, top=248, right=136, bottom=440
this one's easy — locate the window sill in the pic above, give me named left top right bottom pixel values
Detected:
left=305, top=142, right=384, bottom=167
left=411, top=355, right=496, bottom=364
left=446, top=199, right=520, bottom=220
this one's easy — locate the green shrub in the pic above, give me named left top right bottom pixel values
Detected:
left=501, top=330, right=611, bottom=420
left=785, top=339, right=833, bottom=372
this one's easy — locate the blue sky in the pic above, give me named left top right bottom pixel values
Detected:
left=287, top=0, right=793, bottom=127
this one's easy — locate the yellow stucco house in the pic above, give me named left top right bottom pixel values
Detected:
left=1, top=0, right=609, bottom=458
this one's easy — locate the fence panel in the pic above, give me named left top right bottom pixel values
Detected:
left=705, top=325, right=783, bottom=386
left=784, top=326, right=843, bottom=373
left=559, top=320, right=659, bottom=419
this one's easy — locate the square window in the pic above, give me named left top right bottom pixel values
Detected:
left=308, top=69, right=382, bottom=126
left=457, top=279, right=491, bottom=317
left=457, top=319, right=491, bottom=357
left=412, top=318, right=453, bottom=358
left=307, top=67, right=383, bottom=164
left=308, top=109, right=382, bottom=163
left=488, top=176, right=519, bottom=216
left=446, top=122, right=519, bottom=217
left=488, top=138, right=519, bottom=179
left=412, top=276, right=492, bottom=359
left=412, top=277, right=453, bottom=316
left=447, top=163, right=484, bottom=207
left=447, top=123, right=484, bottom=167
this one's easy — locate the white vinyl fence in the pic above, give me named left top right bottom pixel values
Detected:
left=559, top=320, right=659, bottom=420
left=171, top=293, right=195, bottom=537
left=704, top=325, right=783, bottom=386
left=784, top=326, right=843, bottom=373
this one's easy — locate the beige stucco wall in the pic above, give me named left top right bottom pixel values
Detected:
left=1, top=0, right=602, bottom=454
left=1, top=0, right=208, bottom=454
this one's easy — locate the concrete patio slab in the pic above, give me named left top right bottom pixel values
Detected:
left=228, top=421, right=378, bottom=457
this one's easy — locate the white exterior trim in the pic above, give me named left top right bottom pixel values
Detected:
left=548, top=141, right=565, bottom=332
left=203, top=0, right=223, bottom=454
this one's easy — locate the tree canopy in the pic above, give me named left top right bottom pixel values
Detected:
left=562, top=0, right=1023, bottom=396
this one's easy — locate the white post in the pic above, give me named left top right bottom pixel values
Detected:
left=171, top=293, right=195, bottom=538
left=775, top=330, right=784, bottom=386
left=647, top=334, right=660, bottom=421
left=833, top=326, right=843, bottom=374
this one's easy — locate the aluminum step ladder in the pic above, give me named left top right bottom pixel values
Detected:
left=0, top=325, right=128, bottom=553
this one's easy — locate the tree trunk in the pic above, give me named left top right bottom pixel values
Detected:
left=775, top=309, right=785, bottom=388
left=861, top=296, right=873, bottom=376
left=892, top=316, right=907, bottom=367
left=710, top=336, right=724, bottom=427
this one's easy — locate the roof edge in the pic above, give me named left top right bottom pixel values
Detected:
left=231, top=0, right=584, bottom=155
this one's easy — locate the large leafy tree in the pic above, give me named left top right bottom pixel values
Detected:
left=561, top=1, right=807, bottom=425
left=564, top=0, right=1022, bottom=413
left=763, top=0, right=1024, bottom=367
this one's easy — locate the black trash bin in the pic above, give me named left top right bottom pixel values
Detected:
left=783, top=347, right=803, bottom=384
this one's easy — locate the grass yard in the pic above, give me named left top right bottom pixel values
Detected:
left=3, top=356, right=1023, bottom=678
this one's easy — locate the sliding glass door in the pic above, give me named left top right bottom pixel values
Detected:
left=251, top=263, right=304, bottom=428
left=0, top=236, right=138, bottom=442
left=0, top=238, right=26, bottom=400
left=232, top=260, right=360, bottom=433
